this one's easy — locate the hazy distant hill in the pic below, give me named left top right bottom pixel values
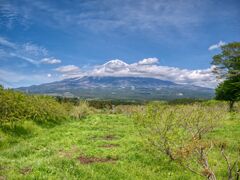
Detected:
left=17, top=76, right=214, bottom=100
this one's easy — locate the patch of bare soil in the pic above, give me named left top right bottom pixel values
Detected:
left=99, top=144, right=120, bottom=149
left=59, top=146, right=80, bottom=158
left=102, top=135, right=117, bottom=140
left=78, top=156, right=118, bottom=164
left=19, top=167, right=32, bottom=175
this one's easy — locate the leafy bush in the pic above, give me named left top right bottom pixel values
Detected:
left=0, top=88, right=68, bottom=125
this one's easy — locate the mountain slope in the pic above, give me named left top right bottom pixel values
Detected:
left=17, top=76, right=214, bottom=100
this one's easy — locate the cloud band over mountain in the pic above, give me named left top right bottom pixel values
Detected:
left=55, top=58, right=218, bottom=88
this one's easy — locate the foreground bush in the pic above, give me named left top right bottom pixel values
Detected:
left=0, top=88, right=68, bottom=125
left=133, top=102, right=239, bottom=180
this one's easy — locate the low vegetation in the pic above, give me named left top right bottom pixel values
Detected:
left=0, top=86, right=240, bottom=179
left=133, top=102, right=240, bottom=179
left=0, top=86, right=68, bottom=126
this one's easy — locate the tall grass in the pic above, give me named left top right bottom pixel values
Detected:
left=70, top=101, right=95, bottom=119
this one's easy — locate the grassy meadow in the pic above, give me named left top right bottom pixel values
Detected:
left=0, top=88, right=240, bottom=179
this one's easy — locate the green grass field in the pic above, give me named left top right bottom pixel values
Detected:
left=0, top=113, right=239, bottom=179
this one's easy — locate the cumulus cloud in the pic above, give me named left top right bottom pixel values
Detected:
left=56, top=59, right=218, bottom=88
left=55, top=65, right=80, bottom=73
left=41, top=57, right=61, bottom=64
left=138, top=58, right=159, bottom=65
left=208, top=41, right=226, bottom=51
left=55, top=65, right=82, bottom=79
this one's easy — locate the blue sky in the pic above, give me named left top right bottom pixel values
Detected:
left=0, top=0, right=239, bottom=88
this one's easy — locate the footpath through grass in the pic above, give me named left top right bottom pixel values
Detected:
left=0, top=114, right=198, bottom=180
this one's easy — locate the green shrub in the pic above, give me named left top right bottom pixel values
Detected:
left=0, top=88, right=68, bottom=125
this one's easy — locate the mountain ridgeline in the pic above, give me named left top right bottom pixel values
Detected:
left=17, top=76, right=214, bottom=100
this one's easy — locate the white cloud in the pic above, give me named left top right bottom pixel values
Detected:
left=208, top=41, right=226, bottom=51
left=0, top=0, right=225, bottom=37
left=0, top=2, right=29, bottom=29
left=56, top=58, right=218, bottom=88
left=22, top=43, right=48, bottom=56
left=138, top=57, right=159, bottom=65
left=0, top=69, right=59, bottom=88
left=0, top=36, right=61, bottom=65
left=41, top=57, right=61, bottom=64
left=0, top=36, right=16, bottom=49
left=55, top=65, right=80, bottom=73
left=10, top=53, right=39, bottom=64
left=0, top=57, right=218, bottom=88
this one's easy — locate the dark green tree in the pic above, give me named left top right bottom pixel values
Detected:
left=211, top=42, right=240, bottom=111
left=215, top=77, right=240, bottom=110
left=212, top=42, right=240, bottom=79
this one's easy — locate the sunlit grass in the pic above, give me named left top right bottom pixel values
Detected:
left=0, top=104, right=239, bottom=179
